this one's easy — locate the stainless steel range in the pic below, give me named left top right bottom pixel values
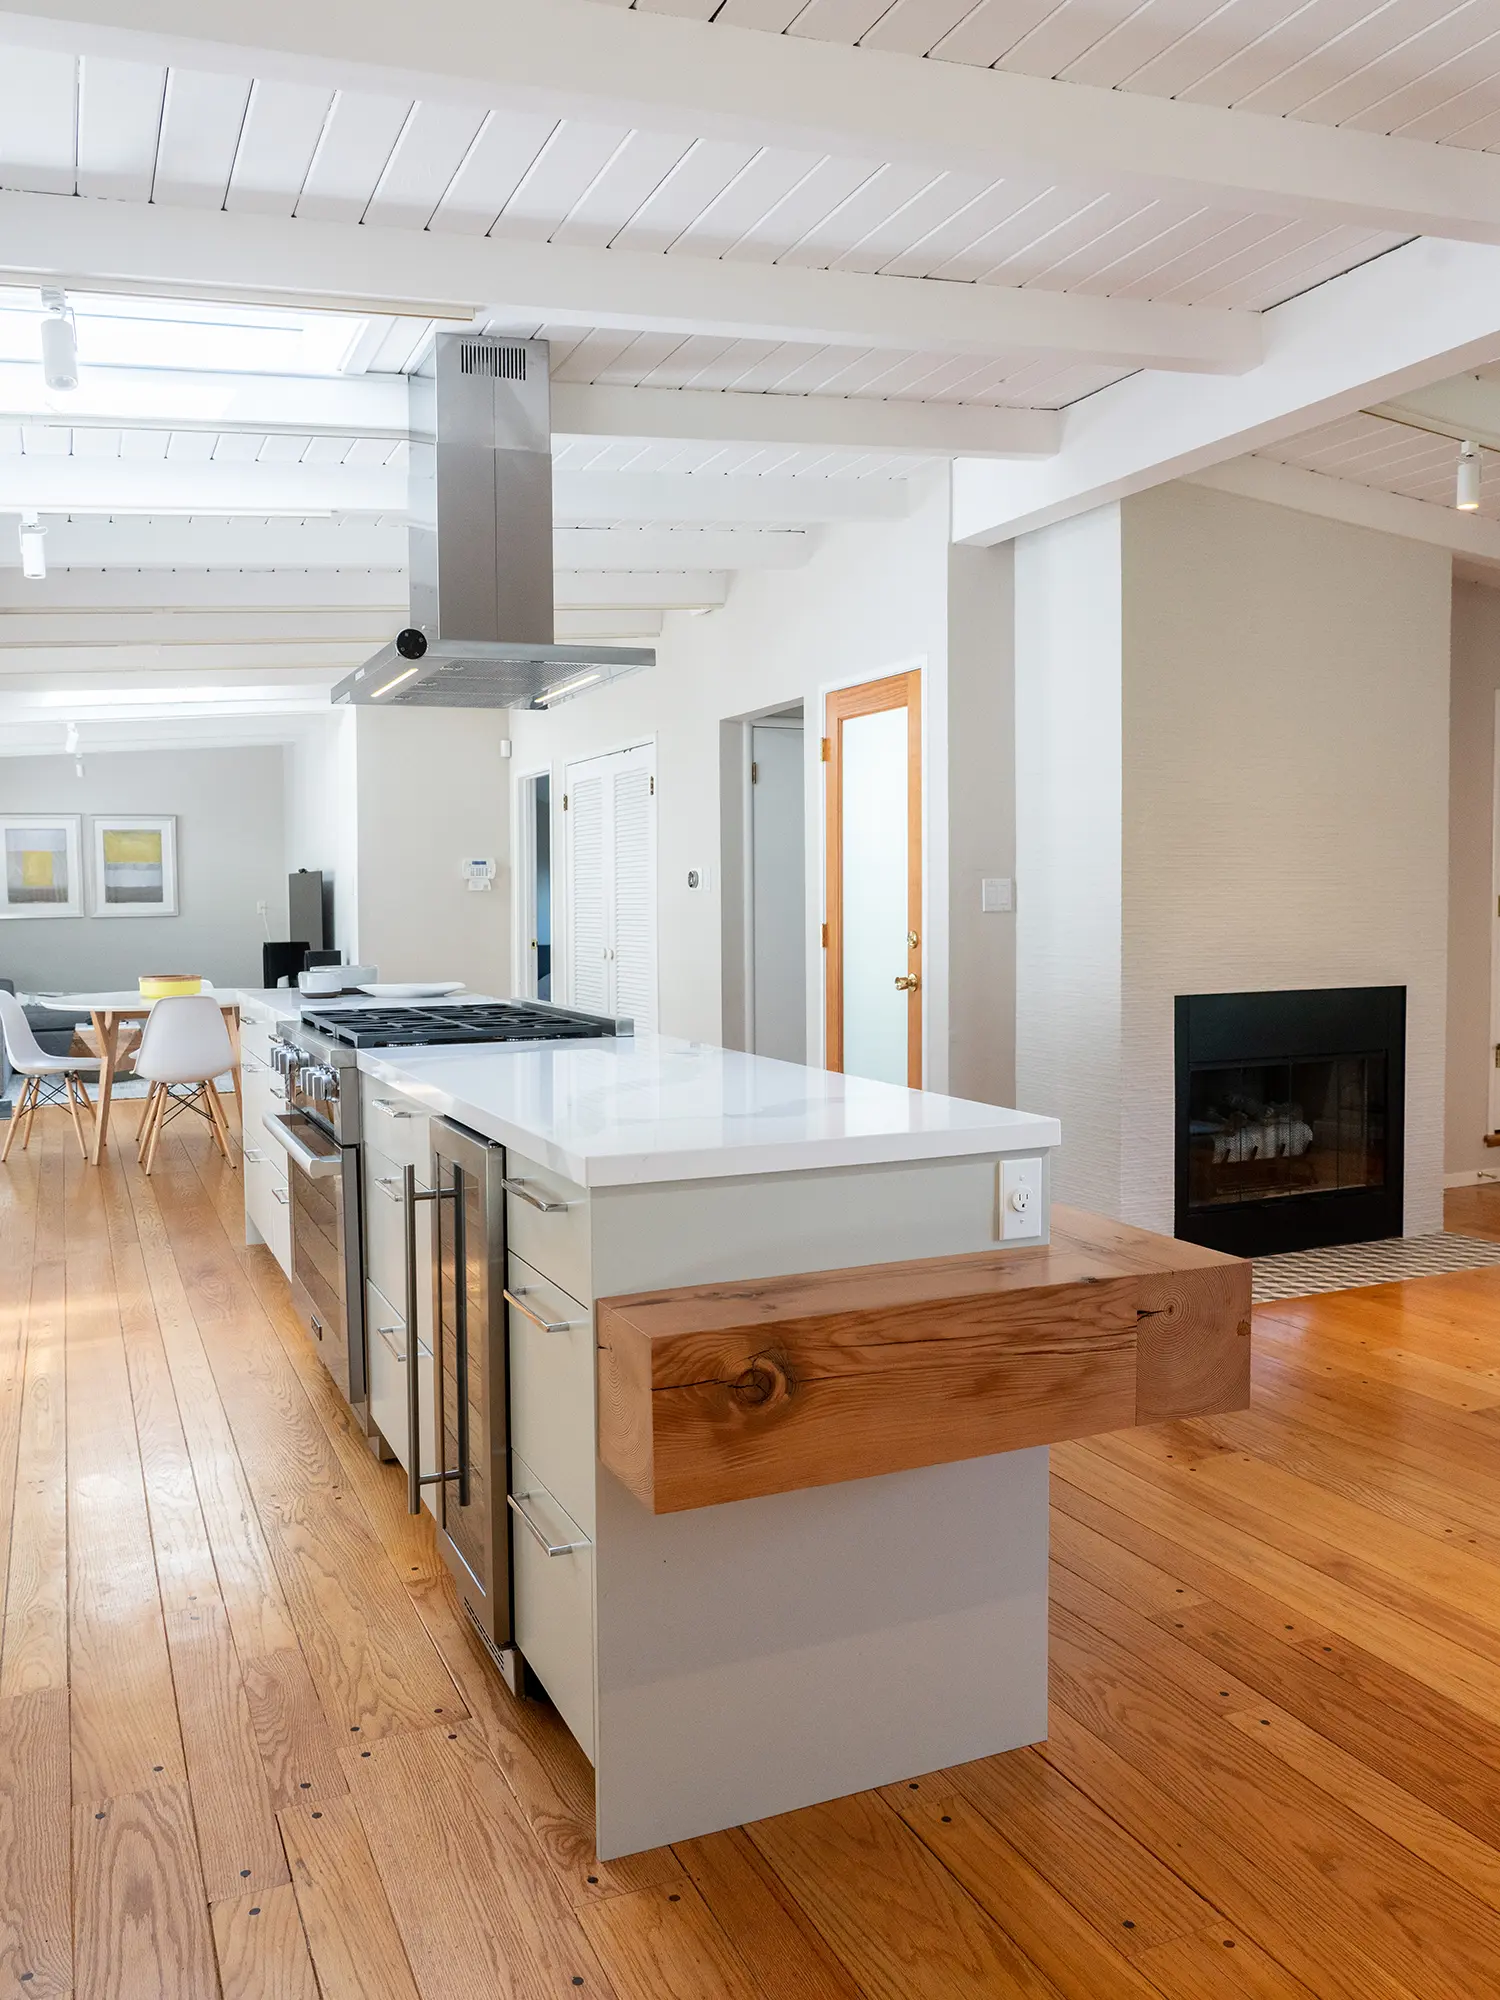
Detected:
left=263, top=996, right=628, bottom=1438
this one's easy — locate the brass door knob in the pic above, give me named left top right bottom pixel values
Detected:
left=894, top=974, right=920, bottom=993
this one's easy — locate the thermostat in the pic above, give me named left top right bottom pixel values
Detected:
left=462, top=858, right=496, bottom=892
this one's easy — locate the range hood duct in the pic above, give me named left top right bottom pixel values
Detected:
left=331, top=335, right=654, bottom=712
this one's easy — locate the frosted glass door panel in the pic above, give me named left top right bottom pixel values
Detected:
left=841, top=705, right=908, bottom=1086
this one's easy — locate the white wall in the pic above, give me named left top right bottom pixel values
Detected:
left=351, top=705, right=512, bottom=993
left=1015, top=482, right=1452, bottom=1236
left=1447, top=578, right=1500, bottom=1179
left=283, top=710, right=358, bottom=959
left=0, top=744, right=285, bottom=991
left=1013, top=505, right=1126, bottom=1215
left=507, top=480, right=965, bottom=1075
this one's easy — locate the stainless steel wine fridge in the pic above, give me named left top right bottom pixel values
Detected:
left=405, top=1118, right=514, bottom=1660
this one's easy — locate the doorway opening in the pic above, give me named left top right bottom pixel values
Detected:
left=748, top=708, right=806, bottom=1064
left=516, top=771, right=552, bottom=1001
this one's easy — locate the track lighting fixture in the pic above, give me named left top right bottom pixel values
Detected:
left=18, top=510, right=45, bottom=580
left=39, top=287, right=77, bottom=391
left=1458, top=440, right=1482, bottom=512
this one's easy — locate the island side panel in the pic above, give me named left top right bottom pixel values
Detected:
left=586, top=1151, right=1052, bottom=1860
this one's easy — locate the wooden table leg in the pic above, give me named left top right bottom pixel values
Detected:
left=225, top=1005, right=243, bottom=1140
left=90, top=1011, right=121, bottom=1165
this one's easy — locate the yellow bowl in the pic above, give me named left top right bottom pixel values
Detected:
left=138, top=974, right=203, bottom=999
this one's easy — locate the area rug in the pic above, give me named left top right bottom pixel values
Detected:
left=1253, top=1233, right=1500, bottom=1304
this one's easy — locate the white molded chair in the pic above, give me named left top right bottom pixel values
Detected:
left=0, top=989, right=101, bottom=1163
left=134, top=994, right=237, bottom=1175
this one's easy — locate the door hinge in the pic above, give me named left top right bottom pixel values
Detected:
left=821, top=922, right=828, bottom=949
left=750, top=760, right=758, bottom=785
left=820, top=736, right=831, bottom=762
left=562, top=793, right=568, bottom=811
left=650, top=774, right=655, bottom=795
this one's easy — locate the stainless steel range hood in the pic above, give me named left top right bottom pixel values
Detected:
left=331, top=335, right=654, bottom=712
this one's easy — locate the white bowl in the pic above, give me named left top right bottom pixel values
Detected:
left=355, top=981, right=466, bottom=1000
left=299, top=963, right=378, bottom=995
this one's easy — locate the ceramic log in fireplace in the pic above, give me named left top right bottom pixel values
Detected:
left=1174, top=987, right=1405, bottom=1257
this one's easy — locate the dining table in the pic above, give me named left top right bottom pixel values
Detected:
left=33, top=988, right=241, bottom=1165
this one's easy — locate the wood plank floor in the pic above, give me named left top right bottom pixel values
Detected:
left=5, top=1108, right=1500, bottom=1996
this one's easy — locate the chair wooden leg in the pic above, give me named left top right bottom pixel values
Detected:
left=133, top=1086, right=156, bottom=1143
left=206, top=1081, right=235, bottom=1166
left=142, top=1085, right=171, bottom=1177
left=137, top=1084, right=163, bottom=1169
left=21, top=1075, right=41, bottom=1149
left=1, top=1077, right=32, bottom=1163
left=62, top=1073, right=88, bottom=1161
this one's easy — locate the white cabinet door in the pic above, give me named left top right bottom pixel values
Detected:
left=564, top=742, right=657, bottom=1030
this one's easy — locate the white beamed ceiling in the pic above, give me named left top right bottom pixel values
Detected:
left=678, top=0, right=1500, bottom=149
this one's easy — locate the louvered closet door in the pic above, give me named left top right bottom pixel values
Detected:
left=563, top=743, right=657, bottom=1031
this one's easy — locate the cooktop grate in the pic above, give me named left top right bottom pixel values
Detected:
left=301, top=1001, right=623, bottom=1049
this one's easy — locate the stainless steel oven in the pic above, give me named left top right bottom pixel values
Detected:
left=265, top=1031, right=367, bottom=1425
left=402, top=1119, right=513, bottom=1657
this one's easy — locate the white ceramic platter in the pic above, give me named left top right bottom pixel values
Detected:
left=356, top=981, right=466, bottom=999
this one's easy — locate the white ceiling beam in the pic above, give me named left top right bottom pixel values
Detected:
left=0, top=360, right=410, bottom=435
left=6, top=0, right=1500, bottom=246
left=554, top=570, right=727, bottom=610
left=0, top=454, right=900, bottom=521
left=0, top=607, right=397, bottom=643
left=0, top=567, right=406, bottom=608
left=551, top=386, right=1058, bottom=460
left=556, top=608, right=664, bottom=641
left=952, top=239, right=1500, bottom=545
left=0, top=191, right=1260, bottom=376
left=0, top=645, right=359, bottom=673
left=0, top=514, right=810, bottom=570
left=1188, top=454, right=1500, bottom=564
left=553, top=471, right=906, bottom=525
left=0, top=455, right=405, bottom=514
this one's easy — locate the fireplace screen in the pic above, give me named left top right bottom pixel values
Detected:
left=1186, top=1055, right=1386, bottom=1212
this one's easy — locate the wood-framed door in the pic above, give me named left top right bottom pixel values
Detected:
left=824, top=670, right=922, bottom=1087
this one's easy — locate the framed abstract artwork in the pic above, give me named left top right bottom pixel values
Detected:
left=0, top=815, right=83, bottom=919
left=90, top=815, right=178, bottom=918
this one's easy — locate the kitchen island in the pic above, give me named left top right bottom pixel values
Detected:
left=350, top=1032, right=1248, bottom=1860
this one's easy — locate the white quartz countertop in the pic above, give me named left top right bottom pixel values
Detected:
left=355, top=1033, right=1060, bottom=1188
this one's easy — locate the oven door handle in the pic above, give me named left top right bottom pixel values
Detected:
left=262, top=1111, right=341, bottom=1179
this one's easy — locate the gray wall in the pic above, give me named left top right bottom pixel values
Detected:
left=1447, top=578, right=1500, bottom=1177
left=0, top=745, right=285, bottom=992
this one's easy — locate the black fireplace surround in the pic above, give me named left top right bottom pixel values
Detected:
left=1174, top=986, right=1405, bottom=1257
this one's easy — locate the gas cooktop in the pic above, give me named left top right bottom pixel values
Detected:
left=301, top=999, right=629, bottom=1049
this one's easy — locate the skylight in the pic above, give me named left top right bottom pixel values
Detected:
left=0, top=288, right=370, bottom=377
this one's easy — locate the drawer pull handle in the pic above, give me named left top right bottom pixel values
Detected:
left=243, top=1146, right=264, bottom=1164
left=373, top=1099, right=415, bottom=1119
left=375, top=1322, right=431, bottom=1364
left=502, top=1177, right=570, bottom=1214
left=271, top=1186, right=290, bottom=1206
left=508, top=1491, right=587, bottom=1557
left=504, top=1286, right=582, bottom=1334
left=378, top=1173, right=430, bottom=1201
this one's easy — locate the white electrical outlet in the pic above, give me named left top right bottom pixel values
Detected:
left=981, top=876, right=1014, bottom=913
left=999, top=1156, right=1044, bottom=1241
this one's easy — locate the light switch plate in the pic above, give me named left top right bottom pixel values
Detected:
left=999, top=1155, right=1044, bottom=1240
left=981, top=876, right=1013, bottom=913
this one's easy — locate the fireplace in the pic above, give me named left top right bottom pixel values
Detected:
left=1174, top=987, right=1405, bottom=1256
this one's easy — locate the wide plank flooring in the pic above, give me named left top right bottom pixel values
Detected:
left=5, top=1104, right=1500, bottom=1995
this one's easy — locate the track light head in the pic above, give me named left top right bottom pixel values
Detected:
left=18, top=510, right=45, bottom=581
left=1458, top=440, right=1482, bottom=512
left=39, top=287, right=77, bottom=392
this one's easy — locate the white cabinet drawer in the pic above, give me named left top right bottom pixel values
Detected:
left=360, top=1080, right=430, bottom=1170
left=366, top=1279, right=435, bottom=1482
left=364, top=1141, right=433, bottom=1314
left=238, top=1015, right=274, bottom=1067
left=244, top=1148, right=291, bottom=1276
left=506, top=1252, right=595, bottom=1536
left=504, top=1148, right=591, bottom=1303
left=510, top=1452, right=594, bottom=1761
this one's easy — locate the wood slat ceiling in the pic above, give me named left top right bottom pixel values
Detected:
left=673, top=0, right=1500, bottom=147
left=0, top=46, right=1405, bottom=418
left=1257, top=412, right=1500, bottom=517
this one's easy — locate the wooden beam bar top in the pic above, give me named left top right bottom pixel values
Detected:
left=596, top=1206, right=1250, bottom=1513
